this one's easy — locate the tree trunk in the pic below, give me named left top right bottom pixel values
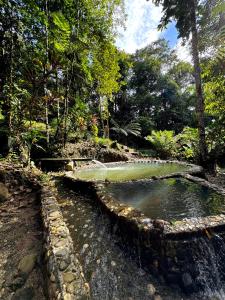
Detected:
left=7, top=1, right=14, bottom=153
left=190, top=0, right=208, bottom=168
left=44, top=0, right=50, bottom=147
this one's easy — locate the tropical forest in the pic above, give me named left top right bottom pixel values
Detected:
left=0, top=0, right=225, bottom=299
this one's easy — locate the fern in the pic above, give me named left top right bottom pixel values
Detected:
left=51, top=11, right=71, bottom=52
left=146, top=130, right=177, bottom=159
left=111, top=119, right=141, bottom=137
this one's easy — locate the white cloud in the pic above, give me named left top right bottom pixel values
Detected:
left=174, top=39, right=192, bottom=63
left=116, top=0, right=163, bottom=53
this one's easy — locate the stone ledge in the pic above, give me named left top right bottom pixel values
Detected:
left=69, top=159, right=203, bottom=184
left=63, top=174, right=225, bottom=293
left=41, top=186, right=89, bottom=300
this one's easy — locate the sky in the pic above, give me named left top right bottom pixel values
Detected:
left=116, top=0, right=191, bottom=62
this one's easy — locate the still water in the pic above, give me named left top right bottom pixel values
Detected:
left=106, top=178, right=225, bottom=221
left=75, top=162, right=190, bottom=182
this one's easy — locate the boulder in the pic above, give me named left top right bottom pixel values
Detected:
left=147, top=283, right=156, bottom=296
left=65, top=161, right=74, bottom=171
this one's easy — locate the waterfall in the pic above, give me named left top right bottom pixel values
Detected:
left=92, top=159, right=107, bottom=169
left=193, top=234, right=225, bottom=299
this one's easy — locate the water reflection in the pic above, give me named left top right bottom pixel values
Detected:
left=106, top=178, right=225, bottom=221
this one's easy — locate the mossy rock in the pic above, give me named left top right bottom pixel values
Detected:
left=18, top=254, right=37, bottom=276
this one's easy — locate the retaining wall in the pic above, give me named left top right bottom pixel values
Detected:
left=41, top=185, right=89, bottom=300
left=64, top=170, right=225, bottom=294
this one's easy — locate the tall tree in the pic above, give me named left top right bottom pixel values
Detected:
left=151, top=0, right=209, bottom=168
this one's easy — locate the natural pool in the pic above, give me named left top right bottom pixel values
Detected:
left=74, top=162, right=191, bottom=182
left=64, top=170, right=225, bottom=298
left=105, top=178, right=225, bottom=221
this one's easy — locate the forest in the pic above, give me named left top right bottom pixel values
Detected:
left=1, top=1, right=225, bottom=300
left=0, top=0, right=225, bottom=172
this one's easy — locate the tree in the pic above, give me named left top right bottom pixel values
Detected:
left=0, top=0, right=125, bottom=156
left=151, top=0, right=209, bottom=168
left=120, top=39, right=195, bottom=135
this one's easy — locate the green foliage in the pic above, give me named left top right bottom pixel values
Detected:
left=146, top=130, right=177, bottom=159
left=39, top=173, right=51, bottom=183
left=24, top=121, right=47, bottom=131
left=93, top=137, right=113, bottom=147
left=0, top=109, right=4, bottom=121
left=51, top=11, right=71, bottom=52
left=177, top=127, right=199, bottom=160
left=111, top=119, right=141, bottom=137
left=91, top=124, right=99, bottom=138
left=93, top=42, right=122, bottom=96
left=21, top=128, right=46, bottom=151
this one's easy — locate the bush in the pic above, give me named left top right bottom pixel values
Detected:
left=145, top=130, right=177, bottom=159
left=177, top=127, right=199, bottom=160
left=93, top=137, right=112, bottom=148
left=91, top=124, right=99, bottom=137
left=145, top=128, right=200, bottom=161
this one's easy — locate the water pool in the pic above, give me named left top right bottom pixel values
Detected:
left=105, top=178, right=225, bottom=221
left=74, top=162, right=190, bottom=182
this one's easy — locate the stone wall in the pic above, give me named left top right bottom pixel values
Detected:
left=41, top=185, right=89, bottom=300
left=0, top=164, right=89, bottom=300
left=64, top=173, right=225, bottom=294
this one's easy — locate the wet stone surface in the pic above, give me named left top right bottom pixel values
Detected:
left=57, top=182, right=189, bottom=300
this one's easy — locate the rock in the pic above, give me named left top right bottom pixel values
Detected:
left=9, top=276, right=26, bottom=290
left=147, top=284, right=156, bottom=296
left=182, top=272, right=193, bottom=288
left=66, top=282, right=75, bottom=294
left=153, top=219, right=165, bottom=231
left=111, top=261, right=116, bottom=267
left=83, top=244, right=89, bottom=251
left=59, top=260, right=69, bottom=271
left=50, top=273, right=56, bottom=283
left=12, top=287, right=35, bottom=300
left=63, top=272, right=75, bottom=283
left=153, top=295, right=162, bottom=300
left=18, top=254, right=37, bottom=276
left=65, top=161, right=74, bottom=171
left=64, top=293, right=73, bottom=300
left=0, top=183, right=9, bottom=202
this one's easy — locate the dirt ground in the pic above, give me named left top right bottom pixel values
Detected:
left=0, top=163, right=47, bottom=300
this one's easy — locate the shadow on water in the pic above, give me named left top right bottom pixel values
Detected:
left=57, top=180, right=225, bottom=300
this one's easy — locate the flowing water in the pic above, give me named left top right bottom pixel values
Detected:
left=57, top=181, right=225, bottom=299
left=75, top=162, right=190, bottom=182
left=190, top=235, right=225, bottom=299
left=105, top=178, right=225, bottom=221
left=58, top=183, right=188, bottom=300
left=92, top=160, right=108, bottom=168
